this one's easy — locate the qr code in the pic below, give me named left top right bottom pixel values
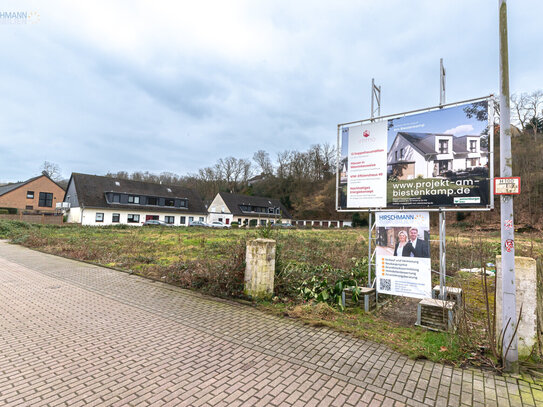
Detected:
left=380, top=278, right=391, bottom=292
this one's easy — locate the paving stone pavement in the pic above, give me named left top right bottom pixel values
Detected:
left=0, top=241, right=541, bottom=407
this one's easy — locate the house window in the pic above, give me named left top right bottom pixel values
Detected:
left=395, top=151, right=398, bottom=161
left=147, top=197, right=158, bottom=205
left=27, top=191, right=34, bottom=199
left=38, top=192, right=53, bottom=207
left=470, top=140, right=477, bottom=152
left=95, top=213, right=104, bottom=222
left=165, top=199, right=175, bottom=207
left=180, top=216, right=186, bottom=225
left=400, top=148, right=404, bottom=159
left=112, top=194, right=120, bottom=203
left=260, top=220, right=266, bottom=226
left=218, top=218, right=223, bottom=222
left=189, top=216, right=194, bottom=223
left=275, top=208, right=280, bottom=214
left=268, top=208, right=274, bottom=214
left=128, top=195, right=140, bottom=204
left=439, top=140, right=449, bottom=154
left=238, top=218, right=242, bottom=224
left=25, top=205, right=33, bottom=210
left=180, top=200, right=187, bottom=207
left=199, top=217, right=204, bottom=222
left=468, top=158, right=478, bottom=167
left=112, top=213, right=120, bottom=223
left=127, top=214, right=140, bottom=223
left=165, top=216, right=175, bottom=224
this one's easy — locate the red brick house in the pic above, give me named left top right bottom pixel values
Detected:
left=0, top=173, right=65, bottom=213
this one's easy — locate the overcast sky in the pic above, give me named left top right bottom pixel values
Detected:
left=1, top=0, right=541, bottom=183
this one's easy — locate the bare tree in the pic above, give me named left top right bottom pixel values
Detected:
left=511, top=90, right=543, bottom=138
left=40, top=161, right=62, bottom=181
left=105, top=171, right=130, bottom=179
left=253, top=150, right=273, bottom=175
left=276, top=151, right=291, bottom=179
left=159, top=172, right=181, bottom=185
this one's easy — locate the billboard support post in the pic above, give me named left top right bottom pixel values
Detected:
left=368, top=211, right=372, bottom=288
left=499, top=0, right=518, bottom=372
left=438, top=58, right=447, bottom=300
left=440, top=58, right=446, bottom=106
left=439, top=211, right=447, bottom=300
left=371, top=78, right=381, bottom=120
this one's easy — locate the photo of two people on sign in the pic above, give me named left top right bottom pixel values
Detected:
left=376, top=226, right=430, bottom=258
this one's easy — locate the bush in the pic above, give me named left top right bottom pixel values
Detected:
left=0, top=209, right=8, bottom=215
left=231, top=222, right=239, bottom=228
left=0, top=207, right=17, bottom=214
left=352, top=212, right=368, bottom=227
left=161, top=238, right=247, bottom=298
left=456, top=212, right=468, bottom=222
left=249, top=219, right=257, bottom=227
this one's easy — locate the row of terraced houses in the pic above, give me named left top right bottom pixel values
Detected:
left=0, top=172, right=295, bottom=227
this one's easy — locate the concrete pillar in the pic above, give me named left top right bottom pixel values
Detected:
left=244, top=239, right=276, bottom=299
left=496, top=256, right=537, bottom=357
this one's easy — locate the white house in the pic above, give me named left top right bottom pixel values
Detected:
left=387, top=132, right=488, bottom=180
left=207, top=192, right=292, bottom=226
left=63, top=173, right=207, bottom=226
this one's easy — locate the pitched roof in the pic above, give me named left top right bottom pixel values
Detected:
left=397, top=132, right=439, bottom=155
left=0, top=175, right=54, bottom=197
left=453, top=135, right=487, bottom=153
left=453, top=136, right=469, bottom=153
left=68, top=173, right=207, bottom=214
left=218, top=192, right=292, bottom=219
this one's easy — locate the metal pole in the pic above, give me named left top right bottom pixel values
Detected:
left=368, top=211, right=372, bottom=287
left=439, top=58, right=446, bottom=106
left=336, top=125, right=340, bottom=211
left=439, top=211, right=447, bottom=300
left=371, top=79, right=375, bottom=120
left=371, top=79, right=381, bottom=120
left=499, top=0, right=518, bottom=372
left=438, top=58, right=447, bottom=301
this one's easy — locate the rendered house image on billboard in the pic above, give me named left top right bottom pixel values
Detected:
left=387, top=132, right=488, bottom=180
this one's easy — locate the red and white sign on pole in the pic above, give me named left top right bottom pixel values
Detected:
left=494, top=177, right=520, bottom=195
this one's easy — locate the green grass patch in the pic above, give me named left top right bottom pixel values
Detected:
left=1, top=219, right=542, bottom=368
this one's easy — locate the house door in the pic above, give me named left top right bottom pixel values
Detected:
left=146, top=215, right=159, bottom=221
left=225, top=218, right=230, bottom=225
left=438, top=160, right=450, bottom=174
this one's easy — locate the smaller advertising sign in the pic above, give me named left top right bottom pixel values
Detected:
left=375, top=211, right=432, bottom=299
left=494, top=177, right=521, bottom=195
left=340, top=121, right=388, bottom=208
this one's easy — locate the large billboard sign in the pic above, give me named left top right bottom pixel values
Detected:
left=375, top=211, right=432, bottom=299
left=337, top=97, right=493, bottom=210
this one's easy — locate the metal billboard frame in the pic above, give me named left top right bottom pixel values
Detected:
left=336, top=95, right=495, bottom=299
left=336, top=95, right=495, bottom=213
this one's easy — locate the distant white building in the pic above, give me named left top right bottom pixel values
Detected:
left=63, top=173, right=207, bottom=226
left=207, top=192, right=292, bottom=226
left=387, top=132, right=488, bottom=180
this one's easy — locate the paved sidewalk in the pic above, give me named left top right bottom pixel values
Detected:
left=0, top=241, right=540, bottom=407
